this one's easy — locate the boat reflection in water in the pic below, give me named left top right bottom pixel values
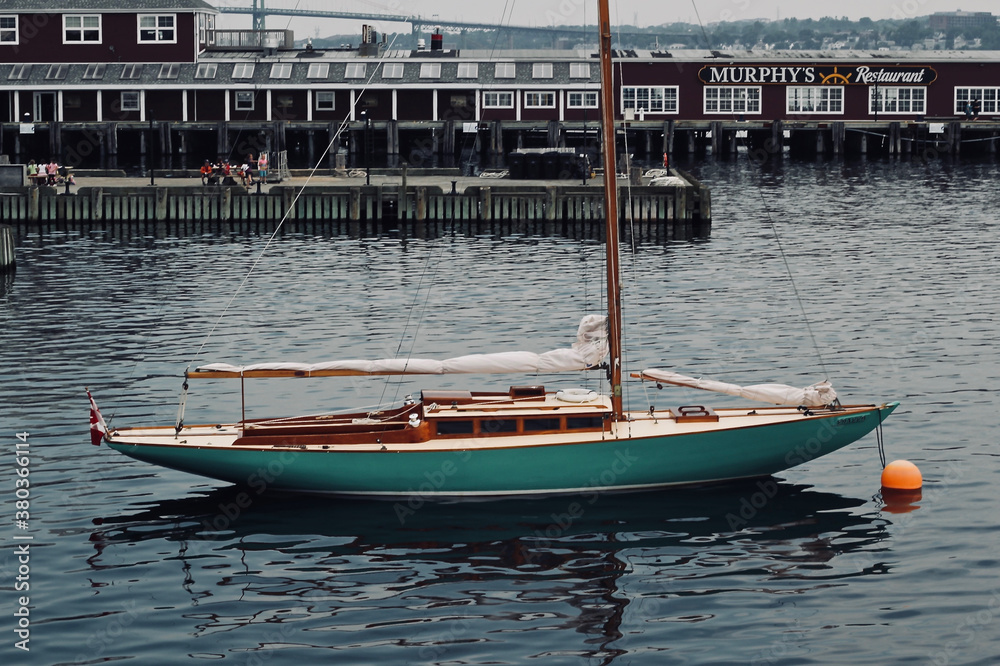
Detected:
left=86, top=480, right=892, bottom=659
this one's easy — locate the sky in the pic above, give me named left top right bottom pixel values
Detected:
left=214, top=0, right=1000, bottom=37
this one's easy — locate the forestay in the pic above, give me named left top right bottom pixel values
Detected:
left=190, top=315, right=608, bottom=378
left=636, top=369, right=838, bottom=407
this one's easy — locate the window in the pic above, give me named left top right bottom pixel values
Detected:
left=82, top=63, right=106, bottom=80
left=276, top=94, right=293, bottom=108
left=787, top=86, right=843, bottom=114
left=457, top=62, right=478, bottom=78
left=120, top=91, right=140, bottom=112
left=567, top=416, right=604, bottom=429
left=345, top=63, right=366, bottom=79
left=315, top=91, right=335, bottom=110
left=64, top=15, right=101, bottom=43
left=270, top=63, right=292, bottom=79
left=195, top=63, right=217, bottom=79
left=158, top=63, right=179, bottom=79
left=382, top=62, right=403, bottom=78
left=121, top=64, right=144, bottom=80
left=46, top=65, right=68, bottom=80
left=307, top=63, right=329, bottom=79
left=480, top=419, right=517, bottom=434
left=233, top=63, right=255, bottom=79
left=532, top=63, right=553, bottom=79
left=0, top=16, right=17, bottom=45
left=622, top=86, right=679, bottom=114
left=436, top=420, right=474, bottom=435
left=419, top=63, right=441, bottom=79
left=483, top=91, right=513, bottom=108
left=568, top=91, right=598, bottom=108
left=524, top=92, right=555, bottom=108
left=704, top=86, right=761, bottom=114
left=523, top=417, right=560, bottom=431
left=235, top=91, right=254, bottom=111
left=954, top=87, right=997, bottom=115
left=870, top=86, right=925, bottom=114
left=569, top=62, right=590, bottom=78
left=138, top=14, right=175, bottom=43
left=495, top=62, right=515, bottom=78
left=8, top=64, right=30, bottom=80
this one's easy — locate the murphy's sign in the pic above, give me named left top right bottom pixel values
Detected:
left=698, top=65, right=937, bottom=86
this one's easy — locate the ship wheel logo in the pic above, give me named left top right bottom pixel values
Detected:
left=819, top=66, right=853, bottom=84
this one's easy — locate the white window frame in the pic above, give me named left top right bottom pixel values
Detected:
left=457, top=62, right=478, bottom=78
left=0, top=16, right=18, bottom=45
left=46, top=64, right=69, bottom=80
left=569, top=62, right=590, bottom=79
left=568, top=90, right=598, bottom=109
left=233, top=63, right=255, bottom=79
left=64, top=15, right=102, bottom=44
left=786, top=86, right=843, bottom=114
left=137, top=14, right=176, bottom=44
left=869, top=86, right=926, bottom=115
left=524, top=91, right=555, bottom=108
left=234, top=91, right=255, bottom=111
left=345, top=63, right=366, bottom=79
left=120, top=91, right=140, bottom=112
left=8, top=64, right=30, bottom=80
left=483, top=91, right=514, bottom=108
left=419, top=63, right=441, bottom=79
left=495, top=62, right=515, bottom=79
left=120, top=64, right=143, bottom=80
left=532, top=63, right=553, bottom=79
left=954, top=87, right=997, bottom=115
left=307, top=63, right=330, bottom=79
left=315, top=91, right=335, bottom=111
left=158, top=63, right=179, bottom=79
left=82, top=63, right=106, bottom=80
left=622, top=86, right=679, bottom=114
left=381, top=63, right=403, bottom=78
left=195, top=63, right=217, bottom=79
left=704, top=86, right=761, bottom=114
left=270, top=63, right=292, bottom=79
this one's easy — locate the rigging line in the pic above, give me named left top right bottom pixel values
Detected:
left=689, top=0, right=714, bottom=51
left=458, top=0, right=519, bottom=169
left=380, top=248, right=439, bottom=409
left=757, top=192, right=830, bottom=380
left=187, top=32, right=403, bottom=367
left=685, top=1, right=828, bottom=379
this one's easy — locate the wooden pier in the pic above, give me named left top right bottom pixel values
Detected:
left=0, top=171, right=711, bottom=240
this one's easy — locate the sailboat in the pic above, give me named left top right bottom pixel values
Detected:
left=89, top=1, right=897, bottom=497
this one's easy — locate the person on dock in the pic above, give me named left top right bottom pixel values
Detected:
left=972, top=98, right=981, bottom=120
left=200, top=160, right=214, bottom=185
left=257, top=153, right=268, bottom=184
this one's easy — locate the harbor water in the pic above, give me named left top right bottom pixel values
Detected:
left=1, top=156, right=998, bottom=664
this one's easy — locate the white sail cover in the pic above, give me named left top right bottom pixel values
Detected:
left=639, top=369, right=837, bottom=407
left=194, top=315, right=608, bottom=377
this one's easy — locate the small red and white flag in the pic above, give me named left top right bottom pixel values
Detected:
left=86, top=388, right=109, bottom=446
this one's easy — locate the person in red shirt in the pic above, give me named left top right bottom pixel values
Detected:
left=200, top=160, right=213, bottom=185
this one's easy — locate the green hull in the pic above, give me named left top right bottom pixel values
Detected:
left=106, top=403, right=897, bottom=497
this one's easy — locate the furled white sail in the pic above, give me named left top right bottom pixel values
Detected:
left=637, top=369, right=838, bottom=407
left=192, top=315, right=608, bottom=378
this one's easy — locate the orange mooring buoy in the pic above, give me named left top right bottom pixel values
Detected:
left=881, top=459, right=923, bottom=490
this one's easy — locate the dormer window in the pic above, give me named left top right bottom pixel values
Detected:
left=532, top=63, right=553, bottom=79
left=64, top=15, right=101, bottom=44
left=82, top=63, right=106, bottom=80
left=270, top=63, right=292, bottom=79
left=233, top=63, right=255, bottom=79
left=345, top=63, right=366, bottom=79
left=158, top=63, right=179, bottom=79
left=121, top=64, right=143, bottom=80
left=46, top=65, right=68, bottom=80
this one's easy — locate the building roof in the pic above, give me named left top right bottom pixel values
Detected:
left=2, top=0, right=217, bottom=13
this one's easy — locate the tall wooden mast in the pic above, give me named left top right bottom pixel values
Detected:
left=598, top=0, right=623, bottom=419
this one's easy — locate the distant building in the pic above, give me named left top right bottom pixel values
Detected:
left=929, top=12, right=997, bottom=32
